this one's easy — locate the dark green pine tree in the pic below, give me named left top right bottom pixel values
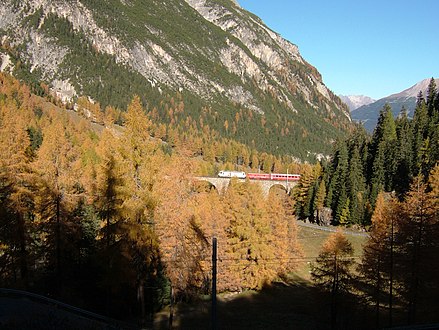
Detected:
left=435, top=82, right=439, bottom=113
left=370, top=104, right=397, bottom=155
left=370, top=142, right=386, bottom=208
left=369, top=104, right=397, bottom=192
left=385, top=139, right=399, bottom=191
left=304, top=181, right=317, bottom=220
left=326, top=140, right=349, bottom=225
left=347, top=145, right=367, bottom=225
left=427, top=120, right=439, bottom=174
left=394, top=107, right=414, bottom=196
left=412, top=92, right=429, bottom=176
left=348, top=123, right=370, bottom=175
left=426, top=78, right=437, bottom=117
left=425, top=78, right=439, bottom=175
left=361, top=139, right=370, bottom=178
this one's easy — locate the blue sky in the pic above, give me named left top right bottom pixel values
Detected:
left=237, top=0, right=439, bottom=100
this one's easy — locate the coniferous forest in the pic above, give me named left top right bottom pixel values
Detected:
left=296, top=78, right=439, bottom=227
left=1, top=72, right=439, bottom=329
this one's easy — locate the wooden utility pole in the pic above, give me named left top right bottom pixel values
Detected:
left=212, top=237, right=217, bottom=330
left=169, top=285, right=174, bottom=329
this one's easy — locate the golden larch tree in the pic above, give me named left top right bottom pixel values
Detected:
left=0, top=92, right=36, bottom=289
left=311, top=230, right=354, bottom=330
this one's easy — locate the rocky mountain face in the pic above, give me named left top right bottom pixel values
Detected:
left=351, top=78, right=439, bottom=132
left=0, top=0, right=351, bottom=158
left=339, top=94, right=375, bottom=111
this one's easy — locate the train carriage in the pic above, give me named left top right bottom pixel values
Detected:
left=218, top=171, right=300, bottom=181
left=247, top=172, right=300, bottom=181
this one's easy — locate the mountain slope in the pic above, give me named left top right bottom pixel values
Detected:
left=339, top=95, right=375, bottom=111
left=0, top=0, right=351, bottom=159
left=351, top=78, right=439, bottom=132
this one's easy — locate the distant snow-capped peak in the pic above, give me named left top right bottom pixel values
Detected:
left=339, top=95, right=375, bottom=111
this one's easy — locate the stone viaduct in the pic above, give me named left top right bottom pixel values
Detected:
left=194, top=177, right=298, bottom=197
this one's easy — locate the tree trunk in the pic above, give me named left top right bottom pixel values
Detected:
left=138, top=279, right=145, bottom=326
left=56, top=195, right=62, bottom=292
left=331, top=256, right=338, bottom=330
left=17, top=213, right=29, bottom=290
left=375, top=256, right=380, bottom=329
left=389, top=217, right=394, bottom=328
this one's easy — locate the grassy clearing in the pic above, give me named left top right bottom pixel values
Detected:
left=295, top=224, right=367, bottom=280
left=153, top=224, right=371, bottom=329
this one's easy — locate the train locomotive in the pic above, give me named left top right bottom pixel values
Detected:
left=217, top=170, right=247, bottom=179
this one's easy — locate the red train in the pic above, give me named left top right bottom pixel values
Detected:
left=247, top=172, right=301, bottom=181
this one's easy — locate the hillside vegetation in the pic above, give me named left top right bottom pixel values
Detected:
left=0, top=0, right=351, bottom=159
